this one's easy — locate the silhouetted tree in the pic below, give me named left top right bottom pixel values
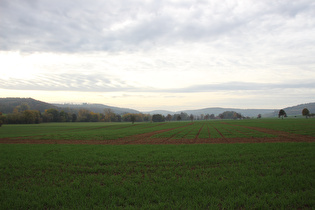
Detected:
left=302, top=108, right=310, bottom=118
left=166, top=114, right=172, bottom=122
left=278, top=109, right=287, bottom=119
left=45, top=108, right=60, bottom=122
left=0, top=112, right=3, bottom=127
left=218, top=111, right=243, bottom=119
left=190, top=114, right=194, bottom=122
left=180, top=112, right=189, bottom=121
left=78, top=109, right=91, bottom=122
left=72, top=113, right=77, bottom=122
left=152, top=114, right=165, bottom=122
left=130, top=115, right=136, bottom=124
left=104, top=108, right=115, bottom=122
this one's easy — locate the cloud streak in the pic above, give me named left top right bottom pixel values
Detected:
left=1, top=73, right=314, bottom=94
left=0, top=73, right=138, bottom=92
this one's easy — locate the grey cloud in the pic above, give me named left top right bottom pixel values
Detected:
left=1, top=74, right=314, bottom=93
left=0, top=73, right=140, bottom=92
left=1, top=0, right=314, bottom=52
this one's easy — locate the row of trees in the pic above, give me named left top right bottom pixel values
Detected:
left=278, top=108, right=314, bottom=119
left=0, top=103, right=155, bottom=124
left=301, top=108, right=315, bottom=118
left=1, top=102, right=313, bottom=125
left=1, top=105, right=246, bottom=125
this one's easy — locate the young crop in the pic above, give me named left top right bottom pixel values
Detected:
left=1, top=118, right=314, bottom=141
left=0, top=143, right=314, bottom=209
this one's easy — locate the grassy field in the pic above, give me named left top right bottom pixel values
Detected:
left=1, top=143, right=314, bottom=209
left=0, top=118, right=314, bottom=208
left=1, top=118, right=314, bottom=140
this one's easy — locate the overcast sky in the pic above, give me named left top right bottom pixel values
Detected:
left=1, top=0, right=315, bottom=111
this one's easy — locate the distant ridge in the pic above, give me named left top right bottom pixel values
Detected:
left=0, top=98, right=58, bottom=113
left=147, top=107, right=276, bottom=118
left=0, top=97, right=314, bottom=117
left=55, top=103, right=140, bottom=115
left=0, top=98, right=139, bottom=114
left=267, top=102, right=315, bottom=117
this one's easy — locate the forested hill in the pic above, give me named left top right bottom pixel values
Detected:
left=1, top=98, right=314, bottom=117
left=55, top=103, right=140, bottom=115
left=266, top=102, right=315, bottom=117
left=0, top=98, right=58, bottom=113
left=0, top=98, right=140, bottom=115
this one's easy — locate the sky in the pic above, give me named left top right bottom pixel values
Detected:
left=1, top=0, right=315, bottom=112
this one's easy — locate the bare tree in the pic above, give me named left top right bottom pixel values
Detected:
left=166, top=114, right=172, bottom=122
left=190, top=114, right=194, bottom=122
left=104, top=108, right=114, bottom=122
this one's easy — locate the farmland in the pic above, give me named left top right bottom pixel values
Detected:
left=1, top=118, right=315, bottom=144
left=0, top=118, right=315, bottom=209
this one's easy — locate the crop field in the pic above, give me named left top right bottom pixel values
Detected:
left=0, top=118, right=314, bottom=144
left=0, top=118, right=314, bottom=209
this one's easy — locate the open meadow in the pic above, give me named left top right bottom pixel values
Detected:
left=1, top=118, right=315, bottom=208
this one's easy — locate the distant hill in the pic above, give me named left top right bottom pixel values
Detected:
left=181, top=108, right=276, bottom=118
left=0, top=98, right=140, bottom=115
left=147, top=110, right=176, bottom=116
left=266, top=102, right=315, bottom=117
left=148, top=103, right=315, bottom=118
left=147, top=108, right=276, bottom=118
left=55, top=103, right=140, bottom=115
left=1, top=97, right=314, bottom=118
left=0, top=98, right=58, bottom=113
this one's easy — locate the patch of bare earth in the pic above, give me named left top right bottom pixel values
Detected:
left=0, top=125, right=314, bottom=145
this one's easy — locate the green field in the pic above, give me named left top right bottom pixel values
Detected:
left=0, top=118, right=315, bottom=208
left=1, top=143, right=314, bottom=209
left=1, top=118, right=314, bottom=140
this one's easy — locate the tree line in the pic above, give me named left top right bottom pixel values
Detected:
left=0, top=103, right=248, bottom=125
left=1, top=102, right=312, bottom=126
left=0, top=103, right=153, bottom=125
left=278, top=108, right=314, bottom=119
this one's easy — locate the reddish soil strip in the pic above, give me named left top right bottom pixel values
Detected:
left=183, top=127, right=194, bottom=139
left=1, top=135, right=314, bottom=145
left=207, top=124, right=211, bottom=138
left=228, top=124, right=309, bottom=139
left=221, top=124, right=251, bottom=137
left=195, top=123, right=205, bottom=140
left=120, top=123, right=192, bottom=144
left=165, top=129, right=185, bottom=141
left=220, top=126, right=233, bottom=136
left=209, top=124, right=225, bottom=138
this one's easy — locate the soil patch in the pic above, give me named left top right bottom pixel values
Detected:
left=1, top=135, right=314, bottom=145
